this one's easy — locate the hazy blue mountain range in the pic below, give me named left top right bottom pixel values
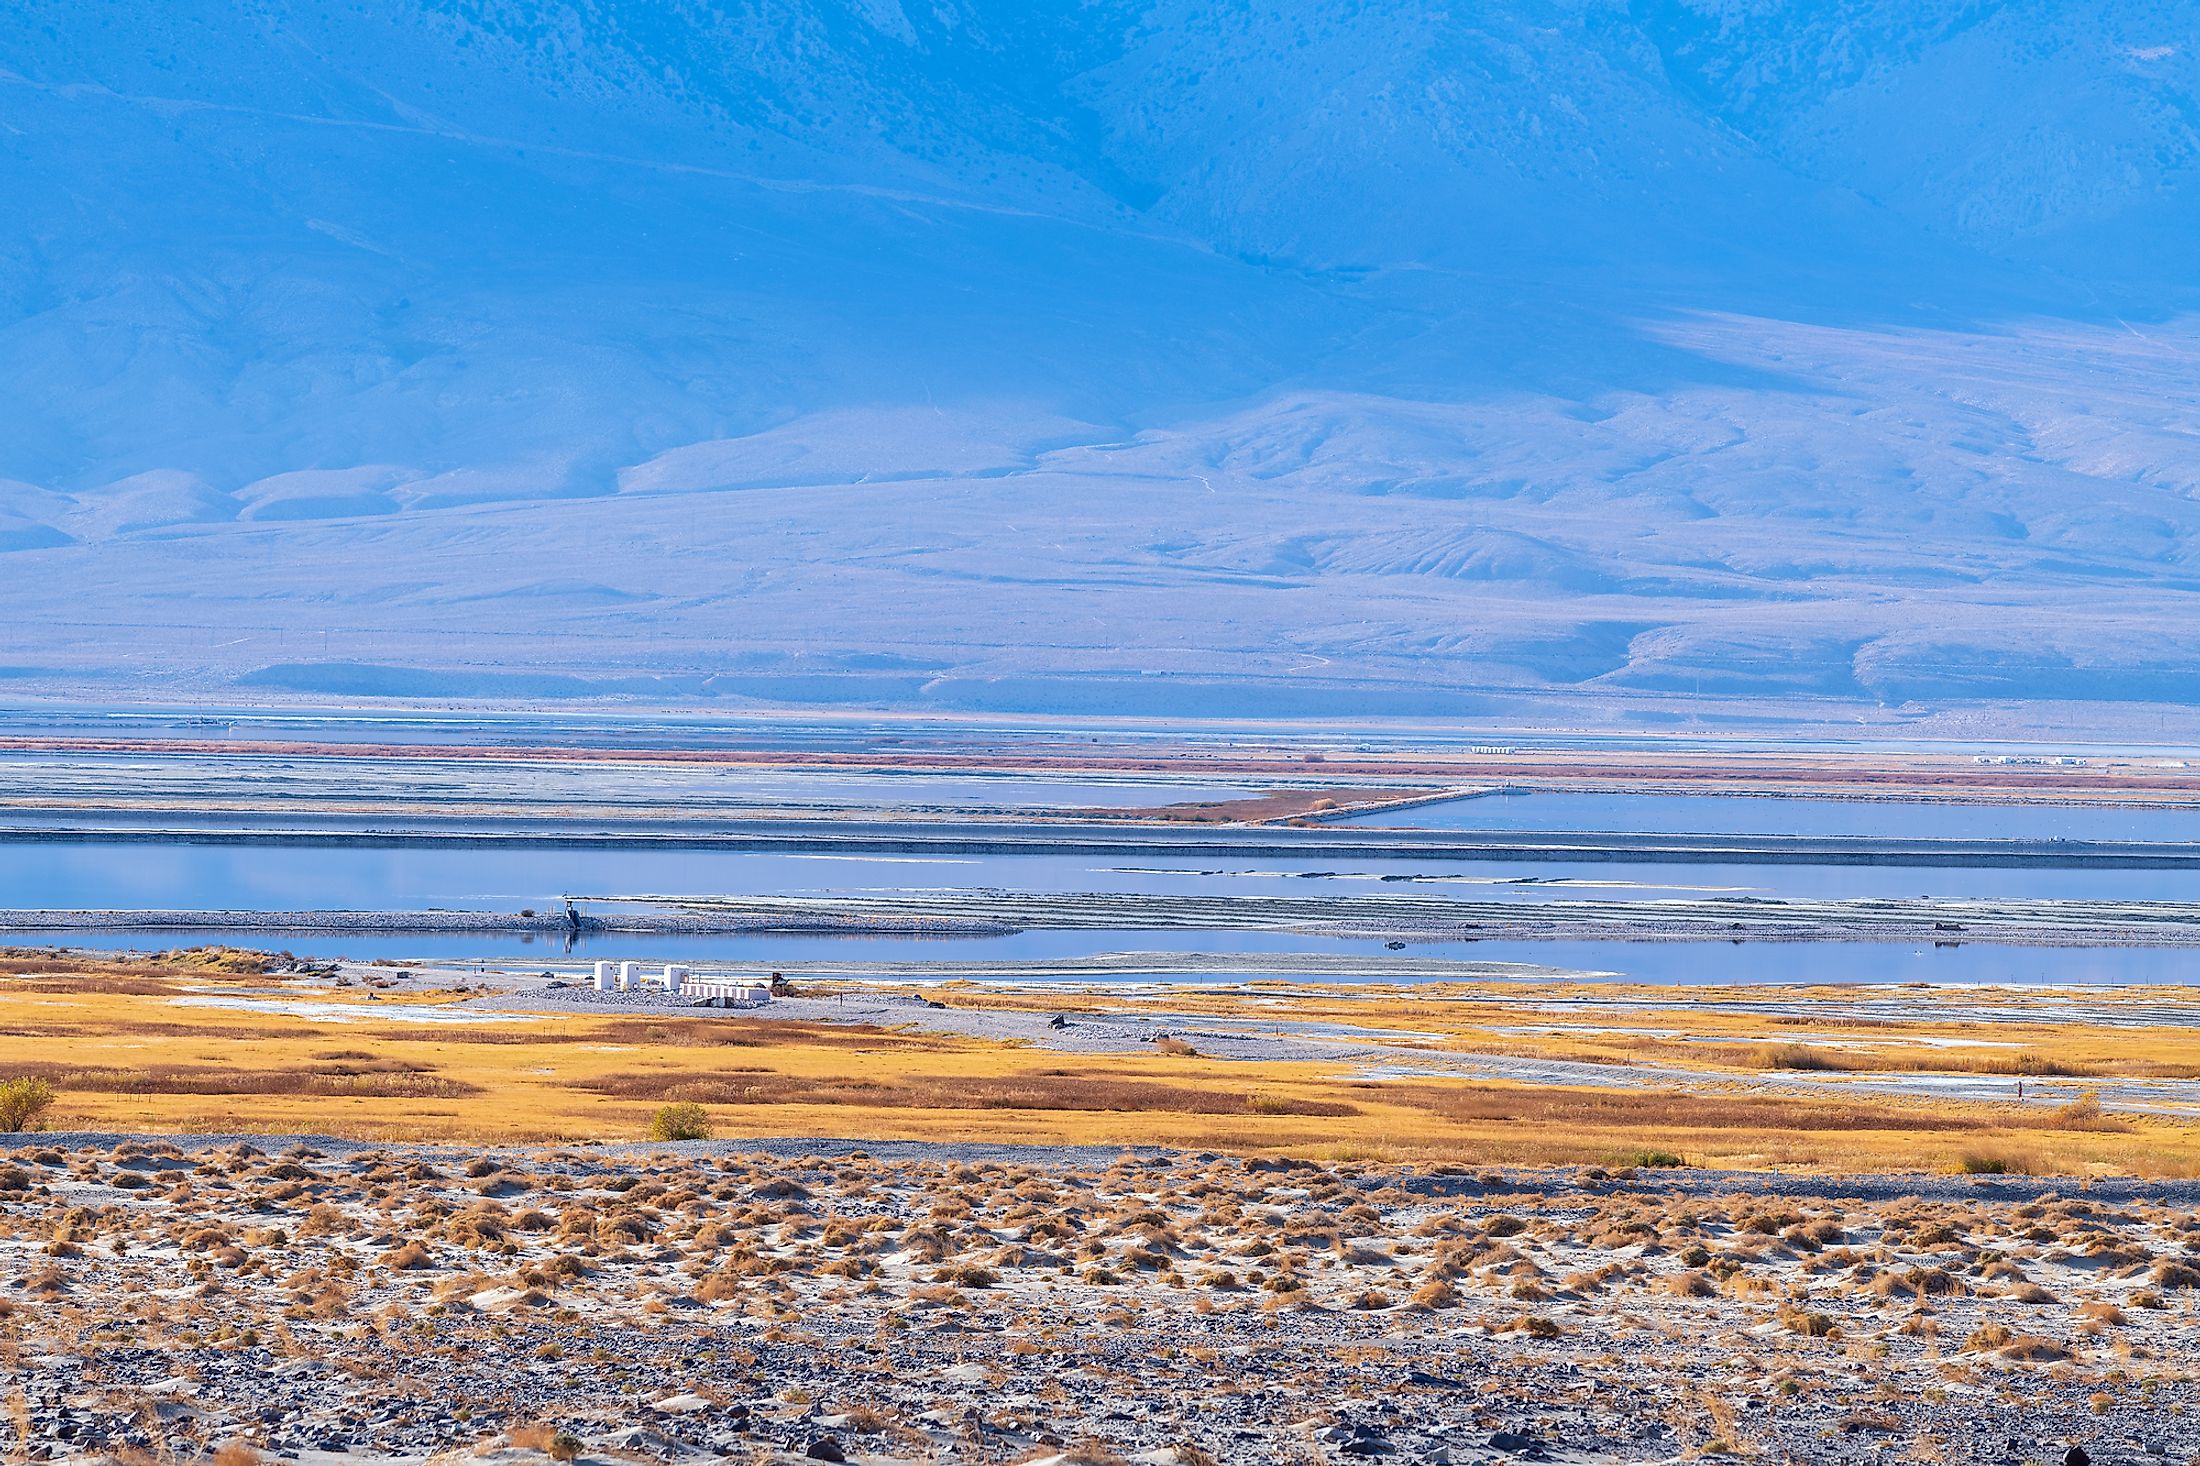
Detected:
left=4, top=1, right=2198, bottom=724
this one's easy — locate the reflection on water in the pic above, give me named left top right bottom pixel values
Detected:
left=7, top=841, right=2200, bottom=912
left=8, top=810, right=2200, bottom=990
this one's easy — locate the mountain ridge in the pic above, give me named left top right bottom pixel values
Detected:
left=3, top=1, right=2197, bottom=724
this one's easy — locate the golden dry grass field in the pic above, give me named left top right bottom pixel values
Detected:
left=5, top=948, right=2200, bottom=1176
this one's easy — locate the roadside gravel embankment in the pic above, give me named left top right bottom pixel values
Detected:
left=16, top=890, right=2200, bottom=945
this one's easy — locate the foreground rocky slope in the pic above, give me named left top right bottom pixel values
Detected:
left=0, top=1139, right=2184, bottom=1462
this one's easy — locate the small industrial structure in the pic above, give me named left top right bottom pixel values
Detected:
left=588, top=960, right=771, bottom=1006
left=679, top=974, right=774, bottom=1006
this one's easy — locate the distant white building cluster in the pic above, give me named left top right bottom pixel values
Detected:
left=1974, top=755, right=2088, bottom=767
left=588, top=961, right=772, bottom=1006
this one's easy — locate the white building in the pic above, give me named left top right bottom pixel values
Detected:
left=681, top=976, right=772, bottom=1006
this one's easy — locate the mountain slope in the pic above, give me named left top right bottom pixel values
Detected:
left=1, top=0, right=2196, bottom=724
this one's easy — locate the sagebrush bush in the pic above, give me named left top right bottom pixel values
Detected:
left=650, top=1102, right=712, bottom=1142
left=0, top=1076, right=55, bottom=1133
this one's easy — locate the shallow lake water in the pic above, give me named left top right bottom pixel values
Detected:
left=8, top=840, right=2200, bottom=911
left=9, top=794, right=2200, bottom=989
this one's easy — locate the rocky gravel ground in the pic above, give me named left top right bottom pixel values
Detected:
left=0, top=1140, right=2192, bottom=1465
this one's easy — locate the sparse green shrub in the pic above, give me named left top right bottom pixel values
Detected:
left=649, top=1102, right=712, bottom=1142
left=0, top=1076, right=55, bottom=1133
left=1623, top=1149, right=1686, bottom=1169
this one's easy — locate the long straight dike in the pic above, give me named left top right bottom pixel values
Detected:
left=5, top=820, right=2200, bottom=866
left=15, top=893, right=2200, bottom=944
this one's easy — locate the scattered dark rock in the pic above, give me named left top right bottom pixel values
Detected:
left=1405, top=1370, right=1466, bottom=1389
left=804, top=1436, right=847, bottom=1462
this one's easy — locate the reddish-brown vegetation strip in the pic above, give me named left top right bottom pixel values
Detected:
left=581, top=1067, right=1358, bottom=1117
left=0, top=1060, right=480, bottom=1099
left=11, top=735, right=2200, bottom=800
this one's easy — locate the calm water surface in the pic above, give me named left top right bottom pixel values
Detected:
left=10, top=791, right=2200, bottom=987
left=8, top=842, right=2200, bottom=910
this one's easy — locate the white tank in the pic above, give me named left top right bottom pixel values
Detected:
left=591, top=961, right=613, bottom=992
left=663, top=964, right=688, bottom=993
left=616, top=961, right=637, bottom=991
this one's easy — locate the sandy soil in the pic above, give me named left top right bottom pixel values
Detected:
left=479, top=977, right=2200, bottom=1120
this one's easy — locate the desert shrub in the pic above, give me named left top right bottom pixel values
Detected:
left=509, top=1424, right=582, bottom=1461
left=650, top=1103, right=713, bottom=1142
left=1995, top=1334, right=2074, bottom=1363
left=2147, top=1259, right=2200, bottom=1289
left=838, top=1406, right=890, bottom=1435
left=1868, top=1266, right=1961, bottom=1299
left=2056, top=1090, right=2109, bottom=1128
left=0, top=1076, right=55, bottom=1133
left=379, top=1241, right=433, bottom=1270
left=1623, top=1149, right=1687, bottom=1169
left=1776, top=1304, right=1839, bottom=1337
left=1792, top=1218, right=1846, bottom=1248
left=1759, top=1044, right=1844, bottom=1072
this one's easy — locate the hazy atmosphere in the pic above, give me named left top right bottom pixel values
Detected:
left=6, top=1, right=2199, bottom=722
